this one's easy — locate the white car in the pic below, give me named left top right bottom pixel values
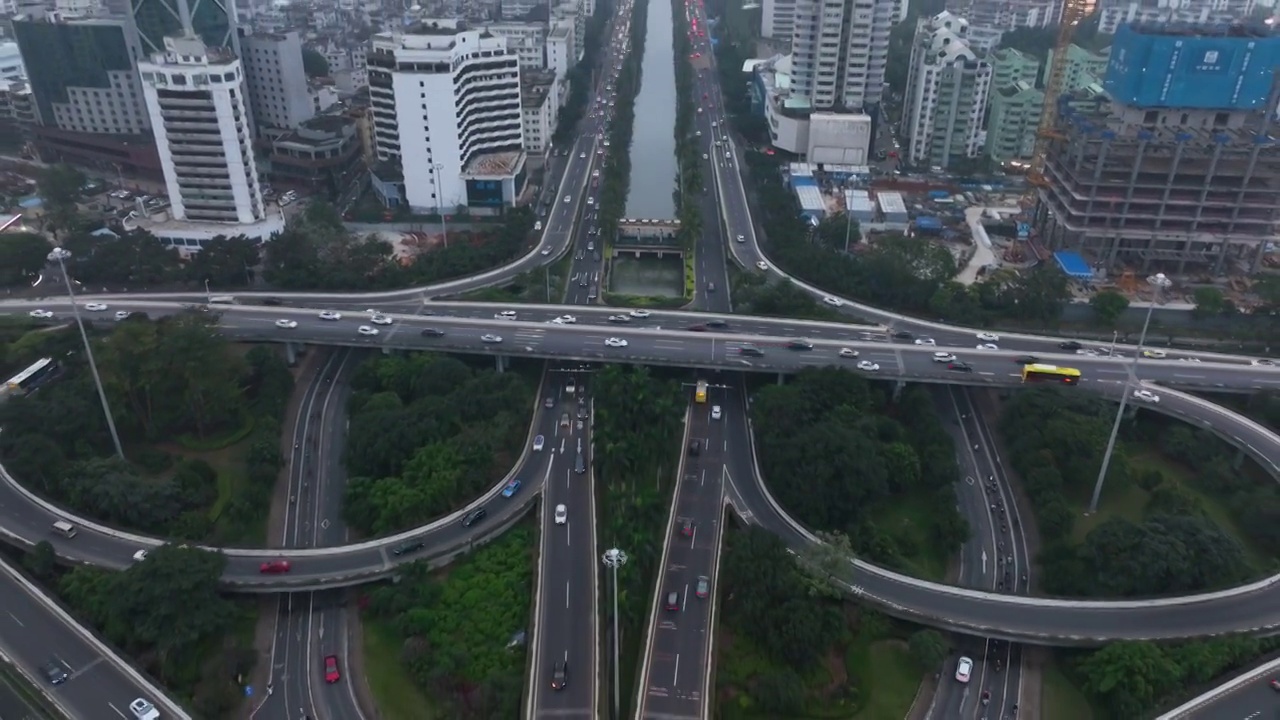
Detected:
left=495, top=311, right=518, bottom=320
left=533, top=434, right=545, bottom=451
left=131, top=549, right=149, bottom=563
left=976, top=343, right=999, bottom=350
left=711, top=405, right=722, bottom=420
left=1132, top=389, right=1161, bottom=403
left=564, top=194, right=573, bottom=203
left=481, top=334, right=503, bottom=344
left=857, top=361, right=880, bottom=372
left=1141, top=349, right=1167, bottom=359
left=357, top=325, right=379, bottom=336
left=28, top=309, right=52, bottom=319
left=552, top=315, right=577, bottom=324
left=932, top=352, right=956, bottom=363
left=1178, top=357, right=1202, bottom=363
left=554, top=504, right=568, bottom=525
left=839, top=348, right=859, bottom=359
left=755, top=261, right=769, bottom=271
left=1252, top=358, right=1277, bottom=367
left=129, top=698, right=160, bottom=720
left=114, top=310, right=132, bottom=321
left=541, top=247, right=552, bottom=256
left=84, top=302, right=108, bottom=311
left=976, top=332, right=1000, bottom=342
left=371, top=314, right=393, bottom=325
left=822, top=296, right=842, bottom=307
left=275, top=319, right=298, bottom=329
left=1077, top=349, right=1099, bottom=357
left=629, top=309, right=651, bottom=318
left=318, top=311, right=342, bottom=321
left=955, top=657, right=973, bottom=683
left=735, top=234, right=745, bottom=243
left=605, top=337, right=628, bottom=348
left=592, top=169, right=600, bottom=178
left=914, top=337, right=936, bottom=346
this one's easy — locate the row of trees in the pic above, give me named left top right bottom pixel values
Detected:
left=751, top=369, right=968, bottom=576
left=551, top=0, right=614, bottom=146
left=1069, top=637, right=1280, bottom=718
left=363, top=526, right=533, bottom=718
left=731, top=272, right=846, bottom=321
left=669, top=0, right=704, bottom=287
left=341, top=353, right=533, bottom=536
left=1001, top=387, right=1253, bottom=597
left=25, top=544, right=254, bottom=717
left=0, top=317, right=290, bottom=541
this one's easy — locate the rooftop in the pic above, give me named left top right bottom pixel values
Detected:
left=464, top=150, right=524, bottom=177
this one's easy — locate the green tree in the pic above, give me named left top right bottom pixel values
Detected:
left=301, top=47, right=330, bottom=77
left=908, top=629, right=949, bottom=672
left=1077, top=642, right=1181, bottom=718
left=36, top=164, right=86, bottom=236
left=1090, top=290, right=1130, bottom=325
left=0, top=232, right=52, bottom=285
left=23, top=541, right=57, bottom=582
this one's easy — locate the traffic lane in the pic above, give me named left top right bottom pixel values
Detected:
left=0, top=570, right=165, bottom=719
left=960, top=389, right=1031, bottom=596
left=639, top=402, right=724, bottom=717
left=1186, top=675, right=1280, bottom=719
left=532, top=391, right=597, bottom=717
left=0, top=669, right=43, bottom=720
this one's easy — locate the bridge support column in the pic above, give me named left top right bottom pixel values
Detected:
left=284, top=342, right=301, bottom=366
left=893, top=380, right=905, bottom=401
left=777, top=373, right=785, bottom=386
left=496, top=355, right=508, bottom=373
left=1234, top=448, right=1247, bottom=470
left=381, top=345, right=393, bottom=356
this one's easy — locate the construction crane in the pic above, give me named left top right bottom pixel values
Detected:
left=1027, top=0, right=1100, bottom=188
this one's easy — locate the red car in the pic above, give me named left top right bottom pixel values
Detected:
left=260, top=559, right=291, bottom=574
left=324, top=655, right=340, bottom=683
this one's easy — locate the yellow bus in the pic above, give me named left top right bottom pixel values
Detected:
left=1021, top=364, right=1081, bottom=385
left=695, top=380, right=708, bottom=403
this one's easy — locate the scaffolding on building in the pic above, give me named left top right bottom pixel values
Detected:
left=1033, top=87, right=1280, bottom=277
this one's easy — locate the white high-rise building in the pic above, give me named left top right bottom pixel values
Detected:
left=761, top=0, right=797, bottom=39
left=368, top=23, right=527, bottom=213
left=902, top=12, right=992, bottom=169
left=0, top=42, right=24, bottom=84
left=239, top=29, right=314, bottom=131
left=136, top=35, right=282, bottom=250
left=788, top=0, right=895, bottom=113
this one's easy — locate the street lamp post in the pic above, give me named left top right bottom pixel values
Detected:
left=49, top=249, right=125, bottom=460
left=1087, top=272, right=1172, bottom=514
left=433, top=163, right=449, bottom=248
left=602, top=547, right=628, bottom=720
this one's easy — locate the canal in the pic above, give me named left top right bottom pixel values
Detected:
left=624, top=0, right=678, bottom=220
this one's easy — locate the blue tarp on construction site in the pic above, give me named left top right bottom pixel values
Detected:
left=1054, top=251, right=1094, bottom=279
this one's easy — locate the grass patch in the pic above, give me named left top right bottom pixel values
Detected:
left=1069, top=446, right=1269, bottom=570
left=177, top=414, right=255, bottom=451
left=1041, top=661, right=1095, bottom=720
left=869, top=495, right=949, bottom=583
left=847, top=637, right=919, bottom=720
left=160, top=437, right=261, bottom=545
left=362, top=620, right=442, bottom=720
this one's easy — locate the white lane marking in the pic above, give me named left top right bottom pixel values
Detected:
left=108, top=702, right=128, bottom=718
left=7, top=612, right=23, bottom=627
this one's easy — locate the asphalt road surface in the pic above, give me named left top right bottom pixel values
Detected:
left=1182, top=673, right=1280, bottom=719
left=257, top=349, right=366, bottom=720
left=634, top=389, right=728, bottom=719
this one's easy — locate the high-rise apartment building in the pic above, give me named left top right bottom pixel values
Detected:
left=1097, top=0, right=1256, bottom=34
left=238, top=29, right=313, bottom=131
left=0, top=42, right=24, bottom=84
left=135, top=34, right=281, bottom=250
left=984, top=44, right=1106, bottom=162
left=902, top=11, right=992, bottom=169
left=949, top=0, right=1061, bottom=30
left=788, top=0, right=894, bottom=113
left=368, top=22, right=527, bottom=213
left=761, top=0, right=797, bottom=40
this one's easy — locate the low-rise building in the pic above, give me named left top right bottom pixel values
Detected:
left=521, top=68, right=559, bottom=155
left=268, top=114, right=363, bottom=200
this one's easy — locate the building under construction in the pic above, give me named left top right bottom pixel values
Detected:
left=1034, top=23, right=1280, bottom=277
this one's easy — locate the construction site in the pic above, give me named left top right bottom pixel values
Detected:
left=1031, top=23, right=1280, bottom=285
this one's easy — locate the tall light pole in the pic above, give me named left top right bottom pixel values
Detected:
left=1087, top=272, right=1171, bottom=514
left=433, top=163, right=450, bottom=248
left=49, top=249, right=125, bottom=460
left=602, top=547, right=628, bottom=720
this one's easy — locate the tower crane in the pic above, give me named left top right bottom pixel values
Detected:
left=1027, top=0, right=1100, bottom=188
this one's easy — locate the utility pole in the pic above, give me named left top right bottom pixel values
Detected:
left=1088, top=272, right=1171, bottom=514
left=602, top=548, right=628, bottom=720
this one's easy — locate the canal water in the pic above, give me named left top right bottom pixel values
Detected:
left=624, top=0, right=678, bottom=220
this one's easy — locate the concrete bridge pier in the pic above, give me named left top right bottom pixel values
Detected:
left=893, top=380, right=905, bottom=401
left=496, top=355, right=508, bottom=373
left=777, top=373, right=786, bottom=386
left=284, top=342, right=302, bottom=366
